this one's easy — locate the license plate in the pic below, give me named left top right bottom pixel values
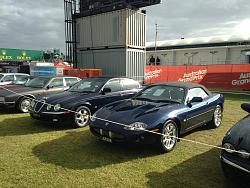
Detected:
left=101, top=137, right=112, bottom=143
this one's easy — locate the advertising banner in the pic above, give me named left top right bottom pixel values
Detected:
left=145, top=65, right=250, bottom=90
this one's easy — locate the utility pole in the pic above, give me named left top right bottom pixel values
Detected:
left=154, top=23, right=158, bottom=65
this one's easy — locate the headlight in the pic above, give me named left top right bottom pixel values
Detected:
left=30, top=100, right=36, bottom=108
left=47, top=104, right=52, bottom=111
left=238, top=150, right=250, bottom=159
left=91, top=113, right=96, bottom=121
left=124, top=122, right=148, bottom=131
left=0, top=97, right=5, bottom=102
left=222, top=143, right=235, bottom=153
left=54, top=104, right=61, bottom=111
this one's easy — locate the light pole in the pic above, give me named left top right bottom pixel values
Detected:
left=154, top=23, right=158, bottom=65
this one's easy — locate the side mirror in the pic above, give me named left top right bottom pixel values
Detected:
left=101, top=87, right=111, bottom=95
left=187, top=97, right=203, bottom=107
left=46, top=85, right=54, bottom=90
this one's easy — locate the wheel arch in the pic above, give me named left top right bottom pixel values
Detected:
left=16, top=94, right=35, bottom=107
left=166, top=117, right=181, bottom=138
left=75, top=102, right=93, bottom=114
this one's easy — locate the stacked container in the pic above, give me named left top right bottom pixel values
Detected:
left=76, top=8, right=146, bottom=81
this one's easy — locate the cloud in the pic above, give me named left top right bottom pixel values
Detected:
left=146, top=0, right=250, bottom=41
left=0, top=0, right=64, bottom=51
left=0, top=0, right=249, bottom=50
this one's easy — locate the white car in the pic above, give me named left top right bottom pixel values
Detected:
left=0, top=73, right=30, bottom=86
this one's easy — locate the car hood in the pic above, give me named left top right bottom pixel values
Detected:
left=224, top=115, right=250, bottom=151
left=44, top=91, right=99, bottom=105
left=0, top=86, right=39, bottom=97
left=96, top=99, right=177, bottom=125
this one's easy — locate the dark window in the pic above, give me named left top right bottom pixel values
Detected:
left=65, top=78, right=79, bottom=86
left=104, top=79, right=122, bottom=92
left=49, top=78, right=64, bottom=87
left=2, top=75, right=14, bottom=82
left=121, top=79, right=140, bottom=90
left=14, top=75, right=29, bottom=85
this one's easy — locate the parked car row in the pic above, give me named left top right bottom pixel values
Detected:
left=0, top=75, right=249, bottom=186
left=0, top=76, right=81, bottom=112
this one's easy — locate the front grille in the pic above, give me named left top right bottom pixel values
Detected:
left=92, top=128, right=125, bottom=139
left=34, top=100, right=46, bottom=112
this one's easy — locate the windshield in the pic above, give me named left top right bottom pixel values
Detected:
left=0, top=74, right=3, bottom=80
left=13, top=77, right=30, bottom=85
left=135, top=85, right=186, bottom=103
left=68, top=78, right=107, bottom=93
left=25, top=77, right=50, bottom=88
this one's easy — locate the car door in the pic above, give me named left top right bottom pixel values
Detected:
left=89, top=79, right=124, bottom=111
left=120, top=78, right=141, bottom=99
left=185, top=87, right=211, bottom=131
left=44, top=78, right=66, bottom=95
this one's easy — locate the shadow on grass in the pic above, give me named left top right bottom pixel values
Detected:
left=223, top=93, right=250, bottom=101
left=33, top=130, right=157, bottom=170
left=146, top=148, right=246, bottom=188
left=0, top=116, right=73, bottom=136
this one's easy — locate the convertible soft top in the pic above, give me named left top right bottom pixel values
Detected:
left=151, top=82, right=212, bottom=95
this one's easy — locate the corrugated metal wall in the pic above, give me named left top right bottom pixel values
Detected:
left=126, top=49, right=145, bottom=80
left=76, top=9, right=146, bottom=49
left=76, top=8, right=146, bottom=81
left=77, top=49, right=127, bottom=76
left=77, top=49, right=145, bottom=80
left=126, top=9, right=146, bottom=49
left=146, top=46, right=250, bottom=66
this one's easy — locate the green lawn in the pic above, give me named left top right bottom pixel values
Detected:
left=0, top=93, right=249, bottom=187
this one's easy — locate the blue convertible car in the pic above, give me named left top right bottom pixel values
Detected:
left=90, top=82, right=224, bottom=153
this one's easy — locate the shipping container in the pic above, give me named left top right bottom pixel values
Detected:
left=76, top=9, right=146, bottom=49
left=64, top=69, right=102, bottom=78
left=30, top=66, right=64, bottom=77
left=77, top=48, right=145, bottom=81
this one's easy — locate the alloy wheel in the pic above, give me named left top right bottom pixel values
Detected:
left=161, top=122, right=177, bottom=151
left=75, top=106, right=90, bottom=127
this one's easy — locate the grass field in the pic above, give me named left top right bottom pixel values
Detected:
left=0, top=93, right=249, bottom=187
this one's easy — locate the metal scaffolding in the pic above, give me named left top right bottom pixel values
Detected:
left=64, top=0, right=78, bottom=67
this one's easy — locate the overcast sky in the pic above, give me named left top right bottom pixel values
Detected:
left=0, top=0, right=250, bottom=51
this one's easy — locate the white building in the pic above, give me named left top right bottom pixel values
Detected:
left=146, top=34, right=250, bottom=66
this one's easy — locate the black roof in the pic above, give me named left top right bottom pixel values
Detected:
left=152, top=82, right=211, bottom=95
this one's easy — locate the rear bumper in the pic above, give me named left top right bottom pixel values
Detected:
left=30, top=111, right=74, bottom=123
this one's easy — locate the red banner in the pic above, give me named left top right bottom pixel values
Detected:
left=145, top=65, right=250, bottom=90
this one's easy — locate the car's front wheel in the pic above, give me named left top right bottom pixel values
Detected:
left=74, top=106, right=91, bottom=128
left=18, top=97, right=32, bottom=113
left=208, top=105, right=222, bottom=128
left=157, top=120, right=178, bottom=153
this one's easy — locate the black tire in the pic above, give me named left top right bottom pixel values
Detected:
left=157, top=120, right=178, bottom=153
left=208, top=105, right=222, bottom=128
left=74, top=106, right=91, bottom=128
left=18, top=97, right=32, bottom=113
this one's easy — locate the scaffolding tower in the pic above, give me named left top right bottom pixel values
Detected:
left=64, top=0, right=78, bottom=67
